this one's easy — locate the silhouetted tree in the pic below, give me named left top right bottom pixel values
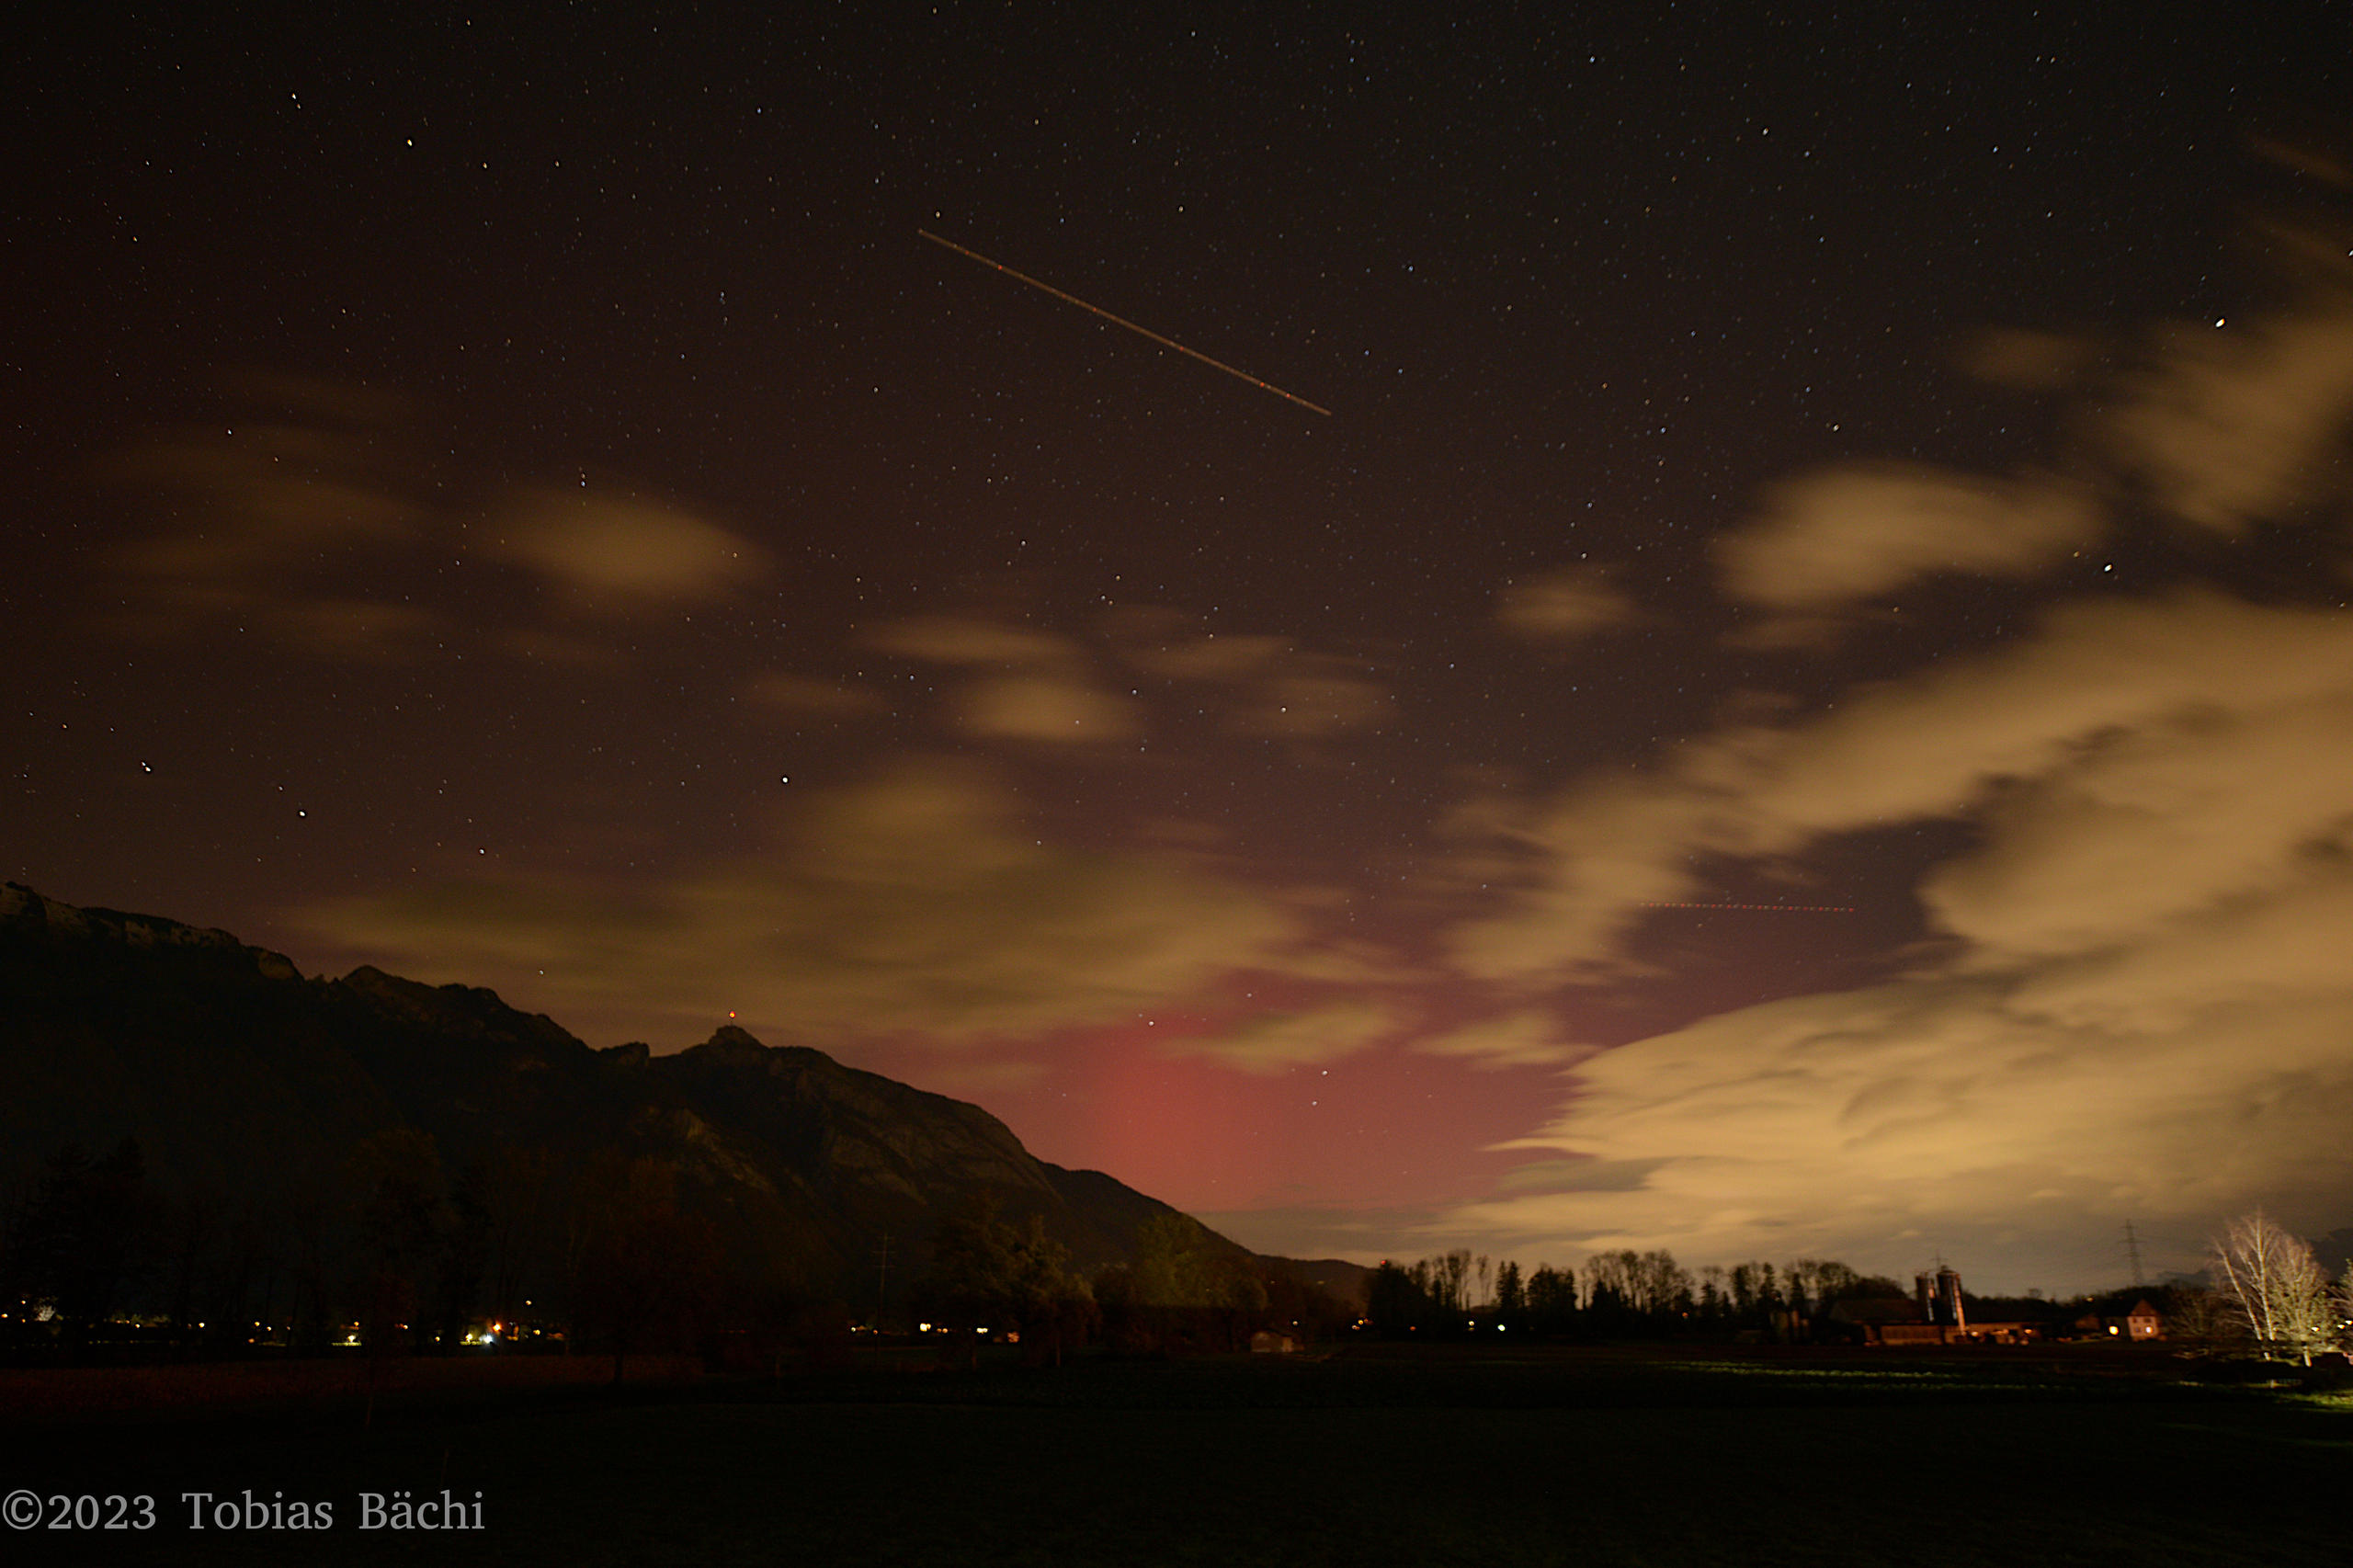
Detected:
left=1435, top=1249, right=1472, bottom=1318
left=1365, top=1260, right=1435, bottom=1336
left=426, top=1162, right=494, bottom=1350
left=1, top=1140, right=155, bottom=1358
left=1526, top=1265, right=1578, bottom=1335
left=570, top=1154, right=721, bottom=1384
left=917, top=1199, right=1093, bottom=1364
left=1492, top=1259, right=1527, bottom=1330
left=482, top=1143, right=560, bottom=1330
left=347, top=1129, right=452, bottom=1357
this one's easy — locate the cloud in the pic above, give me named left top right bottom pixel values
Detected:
left=490, top=488, right=767, bottom=612
left=1917, top=693, right=2353, bottom=966
left=1430, top=227, right=2353, bottom=1289
left=1228, top=658, right=1391, bottom=737
left=1441, top=965, right=2353, bottom=1291
left=1124, top=628, right=1391, bottom=738
left=1414, top=1010, right=1585, bottom=1069
left=100, top=377, right=776, bottom=656
left=959, top=672, right=1141, bottom=742
left=1451, top=592, right=2353, bottom=984
left=299, top=760, right=1304, bottom=1051
left=1447, top=777, right=1724, bottom=982
left=1494, top=567, right=1643, bottom=642
left=1714, top=461, right=2102, bottom=615
left=1434, top=588, right=2353, bottom=1289
left=2101, top=303, right=2353, bottom=535
left=102, top=398, right=445, bottom=657
left=866, top=614, right=1142, bottom=744
left=1163, top=999, right=1400, bottom=1074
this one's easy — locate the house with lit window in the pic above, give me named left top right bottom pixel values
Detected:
left=2075, top=1299, right=2164, bottom=1341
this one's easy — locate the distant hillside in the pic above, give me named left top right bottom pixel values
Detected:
left=0, top=882, right=1356, bottom=1326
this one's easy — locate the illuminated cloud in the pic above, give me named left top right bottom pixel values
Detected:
left=866, top=614, right=1142, bottom=744
left=2102, top=303, right=2353, bottom=535
left=102, top=392, right=444, bottom=658
left=1715, top=461, right=2102, bottom=615
left=1165, top=999, right=1401, bottom=1074
left=1447, top=773, right=1728, bottom=981
left=1918, top=693, right=2353, bottom=966
left=1494, top=567, right=1643, bottom=642
left=492, top=488, right=767, bottom=612
left=1414, top=1010, right=1585, bottom=1069
left=300, top=761, right=1302, bottom=1050
left=1443, top=965, right=2353, bottom=1291
left=101, top=377, right=774, bottom=657
left=1453, top=592, right=2353, bottom=983
left=1435, top=588, right=2353, bottom=1288
left=1228, top=659, right=1391, bottom=738
left=1125, top=627, right=1391, bottom=738
left=960, top=672, right=1141, bottom=742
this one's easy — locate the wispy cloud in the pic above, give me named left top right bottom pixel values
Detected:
left=1118, top=623, right=1392, bottom=739
left=865, top=614, right=1142, bottom=744
left=488, top=488, right=767, bottom=613
left=1494, top=566, right=1643, bottom=642
left=2103, top=303, right=2353, bottom=535
left=1163, top=999, right=1401, bottom=1074
left=1715, top=461, right=2101, bottom=619
left=101, top=381, right=444, bottom=658
left=1414, top=1010, right=1586, bottom=1069
left=299, top=759, right=1307, bottom=1051
left=99, top=375, right=774, bottom=659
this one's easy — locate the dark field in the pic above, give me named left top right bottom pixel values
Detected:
left=2, top=1345, right=2345, bottom=1566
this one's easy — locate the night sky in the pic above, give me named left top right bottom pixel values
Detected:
left=9, top=6, right=2352, bottom=1292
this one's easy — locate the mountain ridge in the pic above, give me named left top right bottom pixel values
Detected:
left=0, top=881, right=1369, bottom=1327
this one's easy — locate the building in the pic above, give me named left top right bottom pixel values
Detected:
left=2075, top=1299, right=2165, bottom=1341
left=1821, top=1265, right=2041, bottom=1346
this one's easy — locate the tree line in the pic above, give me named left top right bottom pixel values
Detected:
left=1361, top=1216, right=2353, bottom=1359
left=1361, top=1247, right=1904, bottom=1340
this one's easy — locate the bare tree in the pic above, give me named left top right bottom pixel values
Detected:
left=2211, top=1210, right=2334, bottom=1365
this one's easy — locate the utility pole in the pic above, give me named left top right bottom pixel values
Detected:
left=872, top=1233, right=893, bottom=1329
left=2122, top=1221, right=2145, bottom=1289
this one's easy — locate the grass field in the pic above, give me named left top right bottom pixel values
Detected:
left=3, top=1344, right=2345, bottom=1566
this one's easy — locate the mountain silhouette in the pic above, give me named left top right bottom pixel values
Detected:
left=0, top=881, right=1365, bottom=1324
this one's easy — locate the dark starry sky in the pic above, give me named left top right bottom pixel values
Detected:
left=7, top=5, right=2351, bottom=1290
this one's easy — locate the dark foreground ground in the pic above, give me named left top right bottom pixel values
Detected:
left=1, top=1342, right=2345, bottom=1566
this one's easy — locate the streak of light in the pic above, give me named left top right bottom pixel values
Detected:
left=919, top=229, right=1333, bottom=417
left=1642, top=903, right=1857, bottom=913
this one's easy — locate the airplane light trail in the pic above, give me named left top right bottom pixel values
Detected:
left=1642, top=903, right=1857, bottom=912
left=919, top=229, right=1333, bottom=416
